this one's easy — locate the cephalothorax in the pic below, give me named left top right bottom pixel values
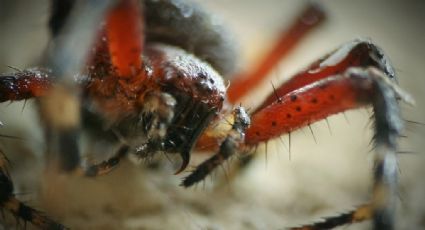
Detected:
left=0, top=0, right=413, bottom=229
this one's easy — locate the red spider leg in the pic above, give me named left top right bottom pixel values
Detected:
left=227, top=2, right=326, bottom=103
left=246, top=68, right=387, bottom=144
left=106, top=0, right=145, bottom=79
left=0, top=69, right=51, bottom=102
left=255, top=39, right=396, bottom=112
left=245, top=65, right=412, bottom=229
left=244, top=40, right=400, bottom=144
left=245, top=71, right=380, bottom=144
left=85, top=0, right=148, bottom=121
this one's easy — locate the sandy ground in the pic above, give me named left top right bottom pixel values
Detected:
left=0, top=0, right=425, bottom=229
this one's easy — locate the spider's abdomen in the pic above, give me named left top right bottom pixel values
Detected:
left=144, top=0, right=238, bottom=77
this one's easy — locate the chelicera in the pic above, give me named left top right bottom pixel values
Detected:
left=0, top=0, right=413, bottom=229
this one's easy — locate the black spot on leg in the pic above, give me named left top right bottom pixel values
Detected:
left=295, top=106, right=302, bottom=112
left=290, top=95, right=297, bottom=102
left=271, top=121, right=277, bottom=127
left=311, top=98, right=318, bottom=104
left=256, top=131, right=260, bottom=136
left=286, top=113, right=292, bottom=119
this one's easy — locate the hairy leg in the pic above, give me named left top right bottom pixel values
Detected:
left=0, top=150, right=66, bottom=229
left=247, top=67, right=412, bottom=229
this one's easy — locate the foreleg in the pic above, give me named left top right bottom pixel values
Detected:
left=247, top=67, right=412, bottom=229
left=182, top=107, right=250, bottom=187
left=75, top=145, right=129, bottom=177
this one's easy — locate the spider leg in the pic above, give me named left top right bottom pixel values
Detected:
left=245, top=53, right=412, bottom=229
left=75, top=145, right=129, bottom=177
left=105, top=0, right=145, bottom=79
left=0, top=150, right=67, bottom=229
left=227, top=2, right=326, bottom=103
left=290, top=203, right=372, bottom=230
left=0, top=68, right=52, bottom=102
left=231, top=40, right=402, bottom=181
left=181, top=107, right=250, bottom=187
left=255, top=39, right=398, bottom=112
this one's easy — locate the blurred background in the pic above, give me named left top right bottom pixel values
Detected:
left=0, top=0, right=424, bottom=229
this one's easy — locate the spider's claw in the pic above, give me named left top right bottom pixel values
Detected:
left=174, top=150, right=190, bottom=175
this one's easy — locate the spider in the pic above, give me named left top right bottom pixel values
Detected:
left=0, top=0, right=415, bottom=229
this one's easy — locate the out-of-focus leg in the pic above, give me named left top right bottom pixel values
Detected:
left=227, top=2, right=326, bottom=103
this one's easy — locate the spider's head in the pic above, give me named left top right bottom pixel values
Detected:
left=135, top=43, right=227, bottom=173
